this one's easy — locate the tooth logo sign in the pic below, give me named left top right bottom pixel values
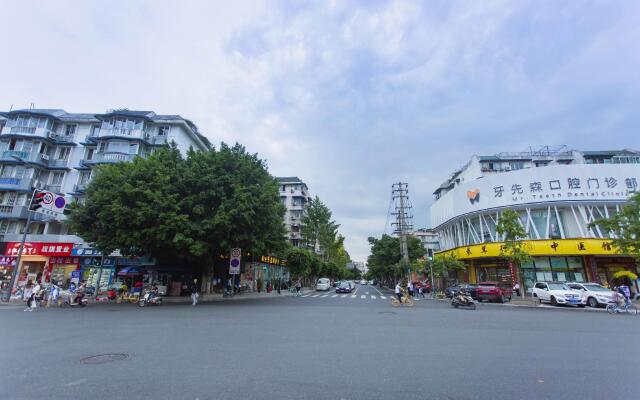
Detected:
left=467, top=189, right=480, bottom=204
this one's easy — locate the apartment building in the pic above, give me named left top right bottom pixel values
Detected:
left=276, top=176, right=312, bottom=248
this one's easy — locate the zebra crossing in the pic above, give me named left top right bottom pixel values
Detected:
left=300, top=292, right=389, bottom=301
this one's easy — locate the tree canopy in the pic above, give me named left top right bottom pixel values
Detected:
left=366, top=234, right=425, bottom=282
left=496, top=209, right=532, bottom=266
left=69, top=143, right=287, bottom=270
left=591, top=192, right=640, bottom=262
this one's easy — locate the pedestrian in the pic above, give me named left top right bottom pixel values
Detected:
left=295, top=278, right=302, bottom=297
left=31, top=280, right=41, bottom=310
left=395, top=281, right=403, bottom=304
left=513, top=282, right=521, bottom=297
left=408, top=281, right=415, bottom=299
left=23, top=280, right=34, bottom=312
left=418, top=283, right=425, bottom=298
left=190, top=278, right=199, bottom=306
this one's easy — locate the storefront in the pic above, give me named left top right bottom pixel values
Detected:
left=253, top=255, right=288, bottom=292
left=438, top=238, right=624, bottom=294
left=49, top=256, right=81, bottom=287
left=0, top=256, right=17, bottom=290
left=5, top=242, right=74, bottom=287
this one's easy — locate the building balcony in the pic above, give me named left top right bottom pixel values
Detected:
left=92, top=128, right=149, bottom=141
left=1, top=150, right=68, bottom=169
left=0, top=205, right=49, bottom=221
left=0, top=126, right=75, bottom=144
left=73, top=183, right=89, bottom=192
left=0, top=177, right=36, bottom=191
left=82, top=152, right=137, bottom=165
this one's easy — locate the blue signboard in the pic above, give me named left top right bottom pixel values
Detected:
left=72, top=248, right=102, bottom=256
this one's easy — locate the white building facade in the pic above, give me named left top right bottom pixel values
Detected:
left=430, top=147, right=640, bottom=294
left=276, top=177, right=312, bottom=248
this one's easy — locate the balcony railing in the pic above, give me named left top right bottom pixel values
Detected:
left=94, top=128, right=148, bottom=140
left=0, top=177, right=35, bottom=191
left=2, top=126, right=74, bottom=143
left=1, top=150, right=68, bottom=168
left=84, top=152, right=137, bottom=164
left=0, top=205, right=48, bottom=220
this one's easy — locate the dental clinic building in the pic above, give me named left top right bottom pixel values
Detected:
left=430, top=148, right=640, bottom=294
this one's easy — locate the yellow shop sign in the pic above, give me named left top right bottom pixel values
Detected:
left=437, top=239, right=619, bottom=260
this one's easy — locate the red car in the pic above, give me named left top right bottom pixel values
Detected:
left=477, top=281, right=512, bottom=303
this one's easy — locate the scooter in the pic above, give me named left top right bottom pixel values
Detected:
left=138, top=290, right=162, bottom=307
left=451, top=290, right=476, bottom=310
left=61, top=291, right=88, bottom=308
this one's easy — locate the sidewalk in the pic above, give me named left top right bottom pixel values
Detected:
left=160, top=288, right=315, bottom=304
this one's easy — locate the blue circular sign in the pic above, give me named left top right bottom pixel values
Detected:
left=231, top=259, right=240, bottom=267
left=54, top=196, right=66, bottom=209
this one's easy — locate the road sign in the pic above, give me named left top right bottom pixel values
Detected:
left=229, top=248, right=241, bottom=275
left=42, top=192, right=54, bottom=204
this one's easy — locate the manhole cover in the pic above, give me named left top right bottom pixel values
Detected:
left=80, top=353, right=128, bottom=365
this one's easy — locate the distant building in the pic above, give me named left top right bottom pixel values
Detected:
left=276, top=176, right=312, bottom=247
left=346, top=261, right=367, bottom=274
left=409, top=228, right=440, bottom=253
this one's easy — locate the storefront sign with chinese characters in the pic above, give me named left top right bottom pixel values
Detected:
left=439, top=238, right=620, bottom=260
left=0, top=256, right=16, bottom=266
left=4, top=242, right=74, bottom=257
left=49, top=257, right=80, bottom=265
left=260, top=255, right=286, bottom=266
left=431, top=164, right=640, bottom=228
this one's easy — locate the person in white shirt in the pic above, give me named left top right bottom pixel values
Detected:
left=395, top=282, right=403, bottom=303
left=23, top=281, right=34, bottom=312
left=31, top=281, right=41, bottom=309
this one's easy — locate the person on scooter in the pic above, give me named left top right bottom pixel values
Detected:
left=455, top=288, right=471, bottom=305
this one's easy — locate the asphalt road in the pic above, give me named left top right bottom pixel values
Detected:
left=1, top=284, right=638, bottom=400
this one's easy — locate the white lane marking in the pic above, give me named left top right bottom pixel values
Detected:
left=360, top=295, right=366, bottom=299
left=331, top=294, right=338, bottom=298
left=380, top=296, right=386, bottom=299
left=365, top=292, right=369, bottom=295
left=321, top=294, right=329, bottom=298
left=341, top=294, right=348, bottom=298
left=371, top=295, right=377, bottom=299
left=311, top=295, right=319, bottom=298
left=64, top=378, right=87, bottom=387
left=353, top=287, right=359, bottom=296
left=351, top=294, right=356, bottom=298
left=302, top=294, right=312, bottom=297
left=372, top=286, right=384, bottom=296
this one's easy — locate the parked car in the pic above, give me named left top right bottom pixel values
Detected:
left=336, top=281, right=353, bottom=293
left=532, top=282, right=586, bottom=307
left=445, top=284, right=462, bottom=298
left=566, top=282, right=616, bottom=308
left=316, top=278, right=331, bottom=291
left=368, top=280, right=374, bottom=285
left=477, top=282, right=512, bottom=303
left=445, top=284, right=477, bottom=299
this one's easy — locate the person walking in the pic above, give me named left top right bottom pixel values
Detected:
left=48, top=281, right=60, bottom=308
left=190, top=278, right=199, bottom=306
left=395, top=281, right=403, bottom=304
left=408, top=281, right=415, bottom=299
left=295, top=278, right=302, bottom=297
left=23, top=280, right=34, bottom=312
left=31, top=280, right=41, bottom=310
left=513, top=282, right=521, bottom=297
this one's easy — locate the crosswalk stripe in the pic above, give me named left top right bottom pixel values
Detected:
left=380, top=296, right=386, bottom=299
left=321, top=294, right=329, bottom=298
left=341, top=294, right=348, bottom=298
left=351, top=295, right=356, bottom=298
left=331, top=294, right=338, bottom=298
left=311, top=295, right=319, bottom=298
left=302, top=294, right=312, bottom=297
left=371, top=295, right=376, bottom=299
left=360, top=295, right=366, bottom=299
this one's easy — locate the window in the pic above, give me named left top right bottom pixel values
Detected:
left=65, top=125, right=77, bottom=136
left=98, top=142, right=106, bottom=152
left=79, top=171, right=92, bottom=185
left=86, top=148, right=94, bottom=160
left=8, top=139, right=16, bottom=150
left=158, top=126, right=170, bottom=136
left=39, top=143, right=48, bottom=154
left=57, top=147, right=71, bottom=160
left=129, top=143, right=138, bottom=154
left=50, top=172, right=64, bottom=185
left=535, top=283, right=546, bottom=290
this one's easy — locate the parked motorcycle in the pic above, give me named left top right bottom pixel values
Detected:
left=61, top=291, right=88, bottom=308
left=138, top=289, right=162, bottom=307
left=451, top=290, right=476, bottom=310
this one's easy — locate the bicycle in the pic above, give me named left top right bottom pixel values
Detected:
left=391, top=292, right=415, bottom=307
left=606, top=301, right=638, bottom=315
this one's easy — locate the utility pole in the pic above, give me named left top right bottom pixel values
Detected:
left=391, top=182, right=413, bottom=282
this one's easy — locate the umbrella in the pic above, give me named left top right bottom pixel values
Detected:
left=117, top=267, right=143, bottom=276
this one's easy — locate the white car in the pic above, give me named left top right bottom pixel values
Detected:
left=532, top=282, right=586, bottom=307
left=566, top=282, right=616, bottom=308
left=316, top=278, right=331, bottom=291
left=360, top=279, right=368, bottom=285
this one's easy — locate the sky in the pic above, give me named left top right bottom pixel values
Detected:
left=2, top=0, right=640, bottom=262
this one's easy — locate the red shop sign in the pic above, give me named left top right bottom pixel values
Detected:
left=5, top=242, right=74, bottom=257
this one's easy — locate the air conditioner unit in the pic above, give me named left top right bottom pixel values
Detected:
left=40, top=154, right=50, bottom=161
left=47, top=132, right=56, bottom=139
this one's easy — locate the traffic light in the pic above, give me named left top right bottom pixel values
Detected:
left=30, top=190, right=46, bottom=211
left=427, top=248, right=434, bottom=262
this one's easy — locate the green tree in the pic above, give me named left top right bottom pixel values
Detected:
left=366, top=234, right=425, bottom=284
left=69, top=144, right=288, bottom=272
left=301, top=196, right=339, bottom=254
left=429, top=254, right=465, bottom=279
left=591, top=192, right=640, bottom=262
left=495, top=209, right=532, bottom=267
left=284, top=247, right=313, bottom=279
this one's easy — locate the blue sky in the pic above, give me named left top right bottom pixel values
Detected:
left=2, top=0, right=639, bottom=261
